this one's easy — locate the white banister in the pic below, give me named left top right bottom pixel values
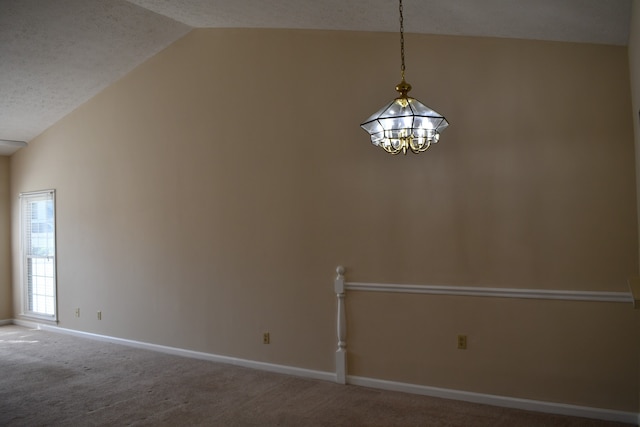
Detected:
left=345, top=282, right=632, bottom=303
left=333, top=266, right=634, bottom=384
left=335, top=265, right=347, bottom=384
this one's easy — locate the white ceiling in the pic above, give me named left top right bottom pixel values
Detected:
left=0, top=0, right=633, bottom=155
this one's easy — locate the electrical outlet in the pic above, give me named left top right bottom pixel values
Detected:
left=75, top=308, right=80, bottom=318
left=263, top=332, right=270, bottom=344
left=457, top=334, right=467, bottom=350
left=97, top=311, right=102, bottom=320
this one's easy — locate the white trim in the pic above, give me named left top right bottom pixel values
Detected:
left=19, top=189, right=56, bottom=198
left=16, top=314, right=58, bottom=325
left=9, top=319, right=637, bottom=423
left=0, top=139, right=27, bottom=149
left=346, top=282, right=632, bottom=303
left=19, top=189, right=58, bottom=321
left=335, top=266, right=347, bottom=384
left=347, top=376, right=638, bottom=424
left=11, top=320, right=334, bottom=383
left=628, top=277, right=640, bottom=308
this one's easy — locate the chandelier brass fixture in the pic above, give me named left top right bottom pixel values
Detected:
left=360, top=0, right=449, bottom=155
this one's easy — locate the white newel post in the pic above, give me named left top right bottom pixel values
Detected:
left=335, top=266, right=347, bottom=384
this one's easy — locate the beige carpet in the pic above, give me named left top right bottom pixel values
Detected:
left=0, top=325, right=633, bottom=426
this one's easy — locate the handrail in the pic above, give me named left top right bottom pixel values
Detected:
left=333, top=265, right=633, bottom=384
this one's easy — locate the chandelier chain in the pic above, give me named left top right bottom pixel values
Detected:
left=399, top=0, right=405, bottom=81
left=360, top=0, right=449, bottom=155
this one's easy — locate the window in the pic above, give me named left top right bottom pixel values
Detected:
left=20, top=190, right=57, bottom=321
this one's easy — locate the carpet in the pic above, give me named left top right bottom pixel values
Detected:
left=0, top=325, right=633, bottom=426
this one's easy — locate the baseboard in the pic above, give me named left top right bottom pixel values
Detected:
left=9, top=319, right=637, bottom=424
left=11, top=319, right=334, bottom=383
left=0, top=319, right=13, bottom=326
left=347, top=376, right=638, bottom=424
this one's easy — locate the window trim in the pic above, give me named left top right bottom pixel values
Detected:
left=19, top=189, right=57, bottom=323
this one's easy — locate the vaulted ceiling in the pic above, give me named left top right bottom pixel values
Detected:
left=0, top=0, right=633, bottom=155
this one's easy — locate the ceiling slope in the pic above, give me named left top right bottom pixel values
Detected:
left=0, top=0, right=190, bottom=155
left=0, top=0, right=632, bottom=155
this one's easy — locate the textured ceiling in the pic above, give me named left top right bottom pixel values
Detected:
left=0, top=0, right=190, bottom=155
left=128, top=0, right=633, bottom=45
left=0, top=0, right=633, bottom=155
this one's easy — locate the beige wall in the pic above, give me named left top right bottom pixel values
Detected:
left=10, top=29, right=640, bottom=411
left=0, top=156, right=11, bottom=320
left=632, top=0, right=640, bottom=267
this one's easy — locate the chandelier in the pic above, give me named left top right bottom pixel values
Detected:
left=360, top=0, right=449, bottom=155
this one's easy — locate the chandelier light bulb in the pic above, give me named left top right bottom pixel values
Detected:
left=360, top=0, right=449, bottom=155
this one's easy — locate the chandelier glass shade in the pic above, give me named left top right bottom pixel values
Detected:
left=360, top=0, right=449, bottom=155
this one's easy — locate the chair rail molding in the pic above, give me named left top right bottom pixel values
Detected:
left=332, top=265, right=636, bottom=423
left=345, top=281, right=632, bottom=303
